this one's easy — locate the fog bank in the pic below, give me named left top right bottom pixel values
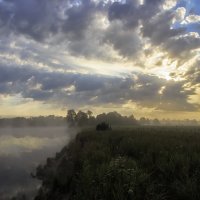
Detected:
left=0, top=126, right=77, bottom=200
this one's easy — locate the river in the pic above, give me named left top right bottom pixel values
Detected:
left=0, top=126, right=76, bottom=200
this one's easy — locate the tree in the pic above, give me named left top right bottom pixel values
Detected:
left=139, top=117, right=150, bottom=125
left=66, top=109, right=77, bottom=126
left=152, top=118, right=160, bottom=126
left=87, top=110, right=93, bottom=119
left=76, top=111, right=88, bottom=126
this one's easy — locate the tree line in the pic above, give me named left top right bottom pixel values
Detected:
left=0, top=115, right=66, bottom=127
left=66, top=109, right=138, bottom=127
left=0, top=111, right=199, bottom=128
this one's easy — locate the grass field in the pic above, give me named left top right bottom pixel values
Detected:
left=35, top=126, right=200, bottom=200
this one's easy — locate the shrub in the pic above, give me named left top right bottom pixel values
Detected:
left=96, top=122, right=112, bottom=131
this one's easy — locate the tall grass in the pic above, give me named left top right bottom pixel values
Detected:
left=35, top=126, right=200, bottom=200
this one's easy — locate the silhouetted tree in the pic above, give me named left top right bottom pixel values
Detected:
left=87, top=110, right=93, bottom=119
left=96, top=122, right=112, bottom=131
left=76, top=111, right=88, bottom=126
left=152, top=118, right=160, bottom=126
left=66, top=109, right=77, bottom=126
left=96, top=111, right=138, bottom=126
left=139, top=117, right=150, bottom=125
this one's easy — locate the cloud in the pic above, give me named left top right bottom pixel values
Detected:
left=108, top=1, right=140, bottom=29
left=157, top=81, right=197, bottom=111
left=0, top=0, right=103, bottom=42
left=0, top=0, right=199, bottom=115
left=62, top=0, right=97, bottom=40
left=103, top=21, right=142, bottom=59
left=0, top=58, right=198, bottom=112
left=0, top=0, right=183, bottom=60
left=186, top=14, right=200, bottom=23
left=0, top=0, right=61, bottom=41
left=184, top=59, right=200, bottom=85
left=175, top=7, right=186, bottom=21
left=142, top=10, right=185, bottom=45
left=164, top=33, right=200, bottom=58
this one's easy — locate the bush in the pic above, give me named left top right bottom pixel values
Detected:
left=96, top=122, right=112, bottom=131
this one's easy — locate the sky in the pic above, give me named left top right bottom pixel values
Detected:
left=0, top=0, right=199, bottom=119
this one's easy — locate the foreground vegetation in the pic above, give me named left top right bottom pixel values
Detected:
left=34, top=126, right=200, bottom=200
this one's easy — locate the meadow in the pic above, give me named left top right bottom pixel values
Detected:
left=34, top=126, right=200, bottom=200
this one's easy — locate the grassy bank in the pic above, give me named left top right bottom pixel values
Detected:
left=35, top=126, right=200, bottom=200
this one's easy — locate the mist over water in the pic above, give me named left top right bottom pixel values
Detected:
left=0, top=126, right=77, bottom=200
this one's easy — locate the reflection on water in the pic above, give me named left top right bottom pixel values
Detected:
left=0, top=126, right=75, bottom=200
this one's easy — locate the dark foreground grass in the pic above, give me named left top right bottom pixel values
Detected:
left=35, top=126, right=200, bottom=200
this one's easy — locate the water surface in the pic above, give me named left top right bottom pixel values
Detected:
left=0, top=126, right=75, bottom=200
